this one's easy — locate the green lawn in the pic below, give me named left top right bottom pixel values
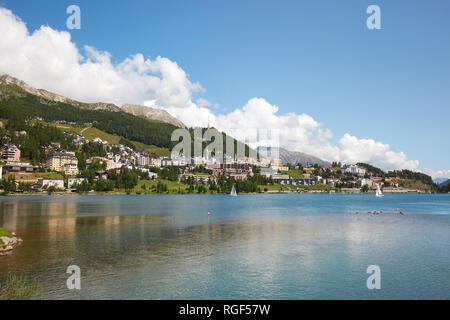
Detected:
left=0, top=227, right=12, bottom=238
left=130, top=179, right=190, bottom=194
left=130, top=141, right=170, bottom=157
left=0, top=227, right=12, bottom=246
left=36, top=120, right=171, bottom=157
left=82, top=127, right=121, bottom=144
left=125, top=179, right=219, bottom=195
left=280, top=170, right=304, bottom=179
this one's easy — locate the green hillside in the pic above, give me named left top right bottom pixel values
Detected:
left=42, top=121, right=170, bottom=157
left=356, top=162, right=437, bottom=192
left=0, top=84, right=253, bottom=160
left=0, top=92, right=177, bottom=149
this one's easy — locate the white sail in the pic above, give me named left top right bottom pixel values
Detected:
left=230, top=184, right=237, bottom=197
left=376, top=185, right=384, bottom=197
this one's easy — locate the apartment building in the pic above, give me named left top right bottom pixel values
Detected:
left=47, top=151, right=79, bottom=175
left=1, top=144, right=21, bottom=162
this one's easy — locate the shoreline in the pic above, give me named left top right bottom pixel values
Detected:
left=0, top=190, right=439, bottom=196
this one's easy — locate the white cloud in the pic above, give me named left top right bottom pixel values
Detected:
left=335, top=134, right=420, bottom=170
left=0, top=7, right=423, bottom=171
left=423, top=169, right=450, bottom=179
left=0, top=7, right=203, bottom=107
left=211, top=98, right=419, bottom=171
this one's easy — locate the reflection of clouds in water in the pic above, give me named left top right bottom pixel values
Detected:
left=1, top=195, right=449, bottom=299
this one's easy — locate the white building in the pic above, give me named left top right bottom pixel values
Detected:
left=92, top=137, right=108, bottom=145
left=138, top=168, right=158, bottom=179
left=67, top=178, right=86, bottom=189
left=38, top=179, right=65, bottom=190
left=161, top=157, right=187, bottom=167
left=1, top=144, right=21, bottom=162
left=358, top=178, right=373, bottom=188
left=87, top=157, right=117, bottom=170
left=136, top=154, right=150, bottom=167
left=47, top=151, right=79, bottom=176
left=150, top=158, right=161, bottom=168
left=341, top=164, right=366, bottom=176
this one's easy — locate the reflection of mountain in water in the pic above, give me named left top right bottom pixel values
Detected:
left=1, top=195, right=449, bottom=299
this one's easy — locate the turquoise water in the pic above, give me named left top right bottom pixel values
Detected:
left=0, top=194, right=449, bottom=299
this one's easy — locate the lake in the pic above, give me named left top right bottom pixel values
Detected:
left=0, top=193, right=449, bottom=299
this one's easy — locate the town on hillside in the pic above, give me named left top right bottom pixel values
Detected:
left=0, top=123, right=443, bottom=195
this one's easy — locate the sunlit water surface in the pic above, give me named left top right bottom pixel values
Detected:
left=0, top=194, right=449, bottom=299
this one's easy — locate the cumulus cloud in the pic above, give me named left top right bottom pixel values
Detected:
left=423, top=169, right=450, bottom=179
left=0, top=7, right=203, bottom=106
left=212, top=98, right=419, bottom=170
left=0, top=6, right=422, bottom=171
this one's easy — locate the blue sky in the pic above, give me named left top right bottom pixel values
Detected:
left=1, top=0, right=449, bottom=175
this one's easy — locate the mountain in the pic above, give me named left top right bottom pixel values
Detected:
left=0, top=75, right=185, bottom=128
left=258, top=147, right=331, bottom=167
left=433, top=177, right=448, bottom=185
left=438, top=179, right=450, bottom=187
left=0, top=74, right=254, bottom=158
left=122, top=104, right=186, bottom=128
left=0, top=75, right=179, bottom=149
left=0, top=74, right=121, bottom=112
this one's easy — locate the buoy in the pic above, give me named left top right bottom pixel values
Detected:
left=208, top=212, right=211, bottom=217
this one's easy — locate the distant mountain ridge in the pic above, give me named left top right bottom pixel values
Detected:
left=433, top=177, right=449, bottom=185
left=0, top=74, right=186, bottom=128
left=258, top=147, right=331, bottom=167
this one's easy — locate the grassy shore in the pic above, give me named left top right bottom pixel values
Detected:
left=0, top=227, right=12, bottom=238
left=0, top=275, right=44, bottom=300
left=0, top=228, right=12, bottom=248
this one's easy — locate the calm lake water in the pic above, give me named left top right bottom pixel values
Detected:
left=0, top=194, right=449, bottom=300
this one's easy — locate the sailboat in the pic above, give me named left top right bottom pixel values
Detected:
left=230, top=184, right=237, bottom=197
left=376, top=184, right=384, bottom=197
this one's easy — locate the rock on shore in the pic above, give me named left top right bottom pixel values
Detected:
left=0, top=232, right=23, bottom=256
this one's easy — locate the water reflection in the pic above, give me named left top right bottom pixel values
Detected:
left=0, top=195, right=449, bottom=299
